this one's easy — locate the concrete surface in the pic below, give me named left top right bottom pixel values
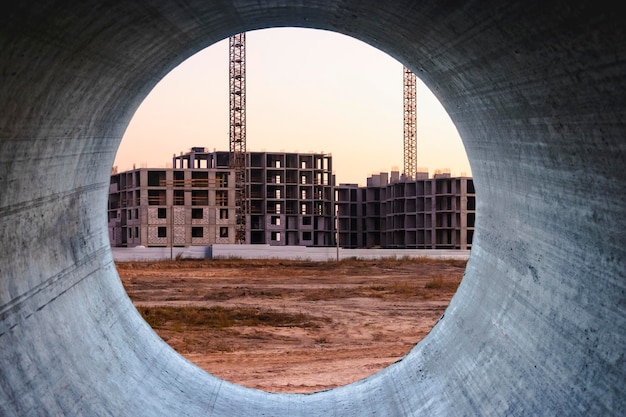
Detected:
left=1, top=1, right=624, bottom=416
left=112, top=245, right=470, bottom=262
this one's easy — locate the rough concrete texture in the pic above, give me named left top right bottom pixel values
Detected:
left=0, top=1, right=624, bottom=416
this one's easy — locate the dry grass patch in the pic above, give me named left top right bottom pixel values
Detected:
left=115, top=257, right=467, bottom=272
left=138, top=305, right=328, bottom=330
left=425, top=274, right=461, bottom=290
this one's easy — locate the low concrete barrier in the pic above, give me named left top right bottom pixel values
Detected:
left=112, top=245, right=470, bottom=262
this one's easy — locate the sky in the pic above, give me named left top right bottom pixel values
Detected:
left=115, top=28, right=471, bottom=186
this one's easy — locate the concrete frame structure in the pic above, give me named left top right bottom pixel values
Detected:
left=247, top=150, right=335, bottom=246
left=109, top=148, right=335, bottom=248
left=336, top=172, right=475, bottom=250
left=1, top=2, right=624, bottom=417
left=110, top=151, right=473, bottom=250
left=108, top=166, right=238, bottom=248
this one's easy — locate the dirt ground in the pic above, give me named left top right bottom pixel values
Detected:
left=117, top=258, right=465, bottom=393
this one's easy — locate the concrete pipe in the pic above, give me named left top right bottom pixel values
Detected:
left=0, top=1, right=624, bottom=416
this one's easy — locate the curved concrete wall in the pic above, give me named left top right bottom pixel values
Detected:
left=1, top=1, right=624, bottom=416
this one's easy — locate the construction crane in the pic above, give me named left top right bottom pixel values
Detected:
left=229, top=33, right=247, bottom=243
left=403, top=66, right=417, bottom=180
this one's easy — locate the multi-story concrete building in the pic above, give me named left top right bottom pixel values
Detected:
left=246, top=151, right=335, bottom=246
left=108, top=151, right=237, bottom=248
left=335, top=171, right=475, bottom=250
left=109, top=148, right=474, bottom=250
left=108, top=148, right=335, bottom=247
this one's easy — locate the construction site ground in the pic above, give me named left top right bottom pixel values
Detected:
left=117, top=258, right=465, bottom=393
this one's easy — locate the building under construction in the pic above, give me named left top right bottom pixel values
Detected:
left=108, top=148, right=474, bottom=250
left=108, top=147, right=335, bottom=248
left=113, top=33, right=474, bottom=250
left=108, top=35, right=475, bottom=250
left=335, top=171, right=475, bottom=250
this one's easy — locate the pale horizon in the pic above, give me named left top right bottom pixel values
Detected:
left=114, top=28, right=471, bottom=186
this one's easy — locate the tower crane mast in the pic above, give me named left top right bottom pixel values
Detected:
left=229, top=33, right=247, bottom=243
left=403, top=66, right=417, bottom=180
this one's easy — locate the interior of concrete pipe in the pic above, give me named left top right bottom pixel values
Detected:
left=0, top=2, right=624, bottom=416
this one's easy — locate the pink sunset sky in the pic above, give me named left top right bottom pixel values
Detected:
left=114, top=28, right=471, bottom=186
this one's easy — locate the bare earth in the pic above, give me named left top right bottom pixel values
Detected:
left=117, top=258, right=464, bottom=393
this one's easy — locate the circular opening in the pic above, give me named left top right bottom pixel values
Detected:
left=110, top=28, right=473, bottom=393
left=6, top=3, right=622, bottom=415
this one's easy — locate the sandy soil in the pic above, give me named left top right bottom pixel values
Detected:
left=117, top=258, right=464, bottom=393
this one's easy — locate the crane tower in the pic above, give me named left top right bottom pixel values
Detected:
left=403, top=66, right=417, bottom=180
left=229, top=33, right=247, bottom=243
